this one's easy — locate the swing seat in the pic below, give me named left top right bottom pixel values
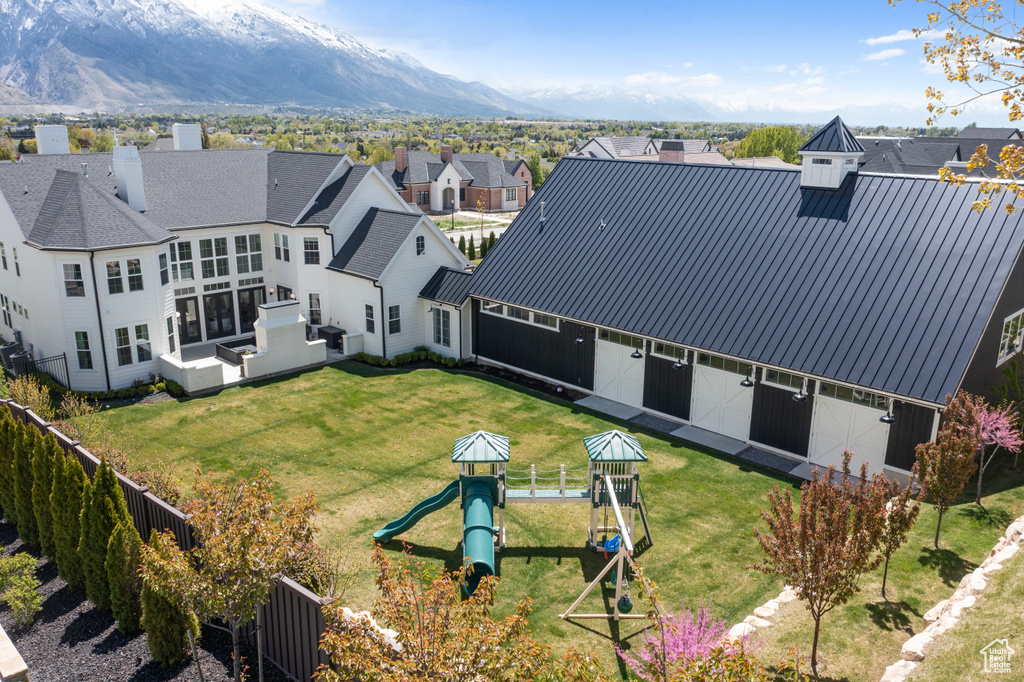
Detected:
left=604, top=534, right=621, bottom=553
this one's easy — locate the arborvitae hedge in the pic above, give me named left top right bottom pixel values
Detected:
left=107, top=521, right=143, bottom=634
left=0, top=413, right=17, bottom=524
left=468, top=235, right=477, bottom=259
left=13, top=427, right=38, bottom=547
left=78, top=459, right=131, bottom=610
left=141, top=530, right=199, bottom=665
left=479, top=239, right=489, bottom=259
left=52, top=452, right=87, bottom=591
left=488, top=231, right=496, bottom=250
left=31, top=433, right=59, bottom=558
left=458, top=235, right=466, bottom=255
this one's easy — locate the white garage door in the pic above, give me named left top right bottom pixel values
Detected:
left=595, top=338, right=645, bottom=408
left=690, top=357, right=753, bottom=441
left=809, top=385, right=891, bottom=474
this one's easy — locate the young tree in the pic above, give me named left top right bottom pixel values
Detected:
left=140, top=530, right=200, bottom=666
left=51, top=452, right=87, bottom=591
left=107, top=521, right=143, bottom=634
left=140, top=469, right=317, bottom=682
left=479, top=239, right=489, bottom=259
left=488, top=231, right=496, bottom=251
left=0, top=553, right=42, bottom=627
left=13, top=427, right=38, bottom=547
left=914, top=392, right=981, bottom=548
left=527, top=154, right=545, bottom=189
left=995, top=357, right=1024, bottom=469
left=31, top=433, right=60, bottom=558
left=877, top=477, right=921, bottom=600
left=734, top=126, right=808, bottom=164
left=974, top=402, right=1023, bottom=504
left=750, top=452, right=887, bottom=679
left=468, top=235, right=477, bottom=260
left=318, top=545, right=574, bottom=681
left=890, top=0, right=1024, bottom=212
left=0, top=413, right=18, bottom=524
left=78, top=459, right=132, bottom=610
left=458, top=235, right=466, bottom=255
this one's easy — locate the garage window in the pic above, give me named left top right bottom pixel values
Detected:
left=818, top=382, right=887, bottom=410
left=763, top=368, right=803, bottom=391
left=506, top=306, right=530, bottom=321
left=532, top=313, right=558, bottom=329
left=599, top=329, right=644, bottom=350
left=696, top=352, right=751, bottom=376
left=481, top=300, right=503, bottom=316
left=653, top=342, right=687, bottom=361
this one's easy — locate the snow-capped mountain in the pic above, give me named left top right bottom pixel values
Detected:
left=0, top=0, right=539, bottom=114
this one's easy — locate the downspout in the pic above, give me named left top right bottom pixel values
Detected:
left=374, top=280, right=386, bottom=358
left=88, top=252, right=112, bottom=392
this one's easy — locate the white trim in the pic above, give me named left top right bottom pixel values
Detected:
left=468, top=295, right=945, bottom=409
left=479, top=300, right=561, bottom=331
left=996, top=306, right=1024, bottom=366
left=761, top=367, right=803, bottom=393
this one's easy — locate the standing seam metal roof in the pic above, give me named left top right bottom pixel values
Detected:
left=468, top=156, right=1024, bottom=404
left=419, top=267, right=473, bottom=305
left=799, top=116, right=865, bottom=153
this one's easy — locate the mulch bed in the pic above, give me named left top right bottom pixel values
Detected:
left=0, top=520, right=292, bottom=682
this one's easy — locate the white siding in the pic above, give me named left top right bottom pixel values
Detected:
left=328, top=172, right=409, bottom=255
left=379, top=219, right=467, bottom=357
left=323, top=273, right=382, bottom=356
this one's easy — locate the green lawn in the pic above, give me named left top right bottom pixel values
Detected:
left=91, top=362, right=1024, bottom=679
left=908, top=534, right=1023, bottom=681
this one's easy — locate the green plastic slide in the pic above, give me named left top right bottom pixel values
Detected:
left=461, top=478, right=496, bottom=595
left=373, top=480, right=461, bottom=544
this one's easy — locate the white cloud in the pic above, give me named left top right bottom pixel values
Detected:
left=765, top=64, right=787, bottom=73
left=866, top=28, right=942, bottom=45
left=624, top=71, right=721, bottom=87
left=802, top=75, right=825, bottom=86
left=866, top=48, right=905, bottom=61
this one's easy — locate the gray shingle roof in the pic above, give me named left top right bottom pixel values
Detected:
left=267, top=151, right=351, bottom=225
left=799, top=116, right=865, bottom=153
left=326, top=208, right=421, bottom=279
left=857, top=136, right=1021, bottom=176
left=296, top=165, right=371, bottom=226
left=143, top=137, right=176, bottom=152
left=660, top=139, right=713, bottom=154
left=376, top=150, right=523, bottom=190
left=1, top=150, right=371, bottom=249
left=27, top=170, right=174, bottom=250
left=956, top=127, right=1021, bottom=140
left=469, top=156, right=1024, bottom=405
left=419, top=266, right=473, bottom=304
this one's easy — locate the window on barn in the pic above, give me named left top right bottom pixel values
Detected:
left=999, top=308, right=1024, bottom=365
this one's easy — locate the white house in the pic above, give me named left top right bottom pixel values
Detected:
left=0, top=130, right=471, bottom=393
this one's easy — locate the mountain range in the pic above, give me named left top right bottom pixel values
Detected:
left=0, top=0, right=540, bottom=115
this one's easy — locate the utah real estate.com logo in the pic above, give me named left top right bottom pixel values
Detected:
left=980, top=638, right=1015, bottom=674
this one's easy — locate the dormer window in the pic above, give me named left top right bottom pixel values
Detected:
left=812, top=158, right=833, bottom=165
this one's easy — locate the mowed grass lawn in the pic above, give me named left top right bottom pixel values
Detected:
left=92, top=362, right=1024, bottom=679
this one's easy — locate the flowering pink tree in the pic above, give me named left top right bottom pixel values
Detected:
left=615, top=601, right=746, bottom=680
left=975, top=403, right=1023, bottom=505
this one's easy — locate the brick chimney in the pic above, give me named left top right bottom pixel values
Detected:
left=440, top=145, right=453, bottom=164
left=658, top=140, right=686, bottom=163
left=395, top=146, right=408, bottom=173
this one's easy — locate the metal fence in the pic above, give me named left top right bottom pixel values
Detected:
left=2, top=399, right=330, bottom=681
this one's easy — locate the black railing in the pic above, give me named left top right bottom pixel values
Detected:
left=24, top=353, right=70, bottom=388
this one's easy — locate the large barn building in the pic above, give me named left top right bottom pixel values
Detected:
left=464, top=117, right=1024, bottom=477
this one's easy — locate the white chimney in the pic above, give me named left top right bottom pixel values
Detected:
left=35, top=125, right=71, bottom=155
left=113, top=146, right=147, bottom=212
left=172, top=123, right=203, bottom=151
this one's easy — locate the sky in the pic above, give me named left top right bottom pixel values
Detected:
left=265, top=0, right=1013, bottom=126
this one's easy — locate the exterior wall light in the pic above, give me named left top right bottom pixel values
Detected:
left=880, top=398, right=896, bottom=424
left=793, top=378, right=809, bottom=402
left=630, top=348, right=643, bottom=359
left=740, top=367, right=754, bottom=387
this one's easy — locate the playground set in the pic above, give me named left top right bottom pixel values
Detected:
left=373, top=429, right=655, bottom=620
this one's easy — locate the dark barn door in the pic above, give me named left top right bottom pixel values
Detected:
left=642, top=354, right=692, bottom=420
left=749, top=378, right=815, bottom=457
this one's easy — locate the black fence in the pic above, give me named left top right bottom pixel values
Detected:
left=2, top=399, right=330, bottom=681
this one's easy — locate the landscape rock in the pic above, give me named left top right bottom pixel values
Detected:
left=880, top=659, right=918, bottom=682
left=901, top=632, right=934, bottom=661
left=922, top=599, right=949, bottom=626
left=982, top=562, right=1004, bottom=576
left=926, top=615, right=958, bottom=637
left=992, top=544, right=1020, bottom=565
left=1006, top=519, right=1024, bottom=542
left=726, top=622, right=756, bottom=641
left=753, top=602, right=779, bottom=619
left=743, top=615, right=773, bottom=628
left=948, top=595, right=976, bottom=619
left=964, top=571, right=988, bottom=597
left=775, top=588, right=799, bottom=603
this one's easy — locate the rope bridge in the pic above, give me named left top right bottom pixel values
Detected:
left=504, top=464, right=592, bottom=502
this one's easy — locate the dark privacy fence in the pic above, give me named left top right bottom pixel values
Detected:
left=2, top=399, right=332, bottom=681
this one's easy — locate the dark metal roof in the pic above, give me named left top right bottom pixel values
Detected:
left=799, top=116, right=865, bottom=153
left=419, top=266, right=473, bottom=305
left=469, top=156, right=1024, bottom=405
left=326, top=208, right=421, bottom=280
left=27, top=170, right=174, bottom=250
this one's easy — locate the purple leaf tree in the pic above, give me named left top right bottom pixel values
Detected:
left=975, top=403, right=1023, bottom=505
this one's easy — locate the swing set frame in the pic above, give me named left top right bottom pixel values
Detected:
left=560, top=473, right=658, bottom=621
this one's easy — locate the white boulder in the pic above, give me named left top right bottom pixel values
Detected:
left=881, top=660, right=918, bottom=682
left=901, top=632, right=933, bottom=661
